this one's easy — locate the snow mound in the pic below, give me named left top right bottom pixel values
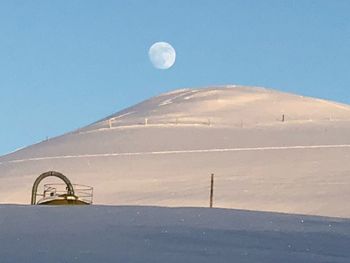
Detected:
left=1, top=85, right=350, bottom=218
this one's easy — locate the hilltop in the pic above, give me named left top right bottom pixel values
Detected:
left=1, top=85, right=350, bottom=218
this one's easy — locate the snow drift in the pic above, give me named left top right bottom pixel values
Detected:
left=1, top=205, right=349, bottom=263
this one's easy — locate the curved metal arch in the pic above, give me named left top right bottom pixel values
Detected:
left=31, top=171, right=75, bottom=205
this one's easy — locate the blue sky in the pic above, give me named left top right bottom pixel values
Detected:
left=0, top=0, right=349, bottom=155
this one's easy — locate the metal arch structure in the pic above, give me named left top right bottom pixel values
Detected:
left=31, top=171, right=75, bottom=205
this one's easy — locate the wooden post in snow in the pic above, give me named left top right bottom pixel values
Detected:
left=210, top=173, right=214, bottom=208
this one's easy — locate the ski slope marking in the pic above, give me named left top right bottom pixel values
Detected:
left=2, top=144, right=350, bottom=165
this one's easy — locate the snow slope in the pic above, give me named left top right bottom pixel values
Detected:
left=1, top=86, right=350, bottom=218
left=1, top=205, right=350, bottom=263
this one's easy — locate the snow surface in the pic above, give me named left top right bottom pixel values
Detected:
left=1, top=205, right=350, bottom=263
left=1, top=86, right=350, bottom=218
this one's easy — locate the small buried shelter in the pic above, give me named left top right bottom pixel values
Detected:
left=31, top=171, right=93, bottom=205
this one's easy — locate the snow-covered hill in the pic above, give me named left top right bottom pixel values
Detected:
left=1, top=205, right=349, bottom=263
left=1, top=85, right=350, bottom=218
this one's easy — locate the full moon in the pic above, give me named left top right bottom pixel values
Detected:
left=148, top=42, right=176, bottom=69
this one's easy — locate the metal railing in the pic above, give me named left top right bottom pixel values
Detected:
left=41, top=183, right=93, bottom=204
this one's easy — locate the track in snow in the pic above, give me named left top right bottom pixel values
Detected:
left=2, top=144, right=350, bottom=165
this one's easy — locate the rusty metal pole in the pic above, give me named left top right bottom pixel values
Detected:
left=210, top=173, right=214, bottom=208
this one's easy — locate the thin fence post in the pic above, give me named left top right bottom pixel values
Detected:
left=210, top=173, right=214, bottom=208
